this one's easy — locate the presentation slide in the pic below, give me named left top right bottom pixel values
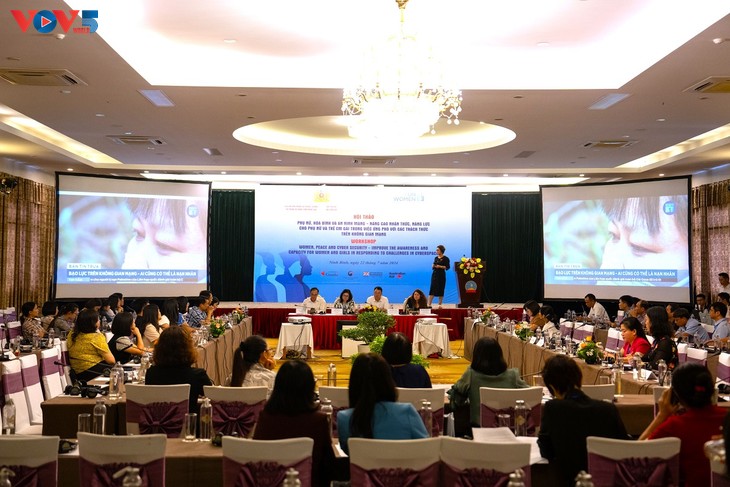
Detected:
left=254, top=185, right=471, bottom=305
left=541, top=177, right=691, bottom=304
left=55, top=174, right=210, bottom=299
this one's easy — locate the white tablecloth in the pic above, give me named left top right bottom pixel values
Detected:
left=274, top=323, right=314, bottom=359
left=412, top=322, right=453, bottom=357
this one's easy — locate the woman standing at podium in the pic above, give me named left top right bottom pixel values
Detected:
left=428, top=245, right=450, bottom=308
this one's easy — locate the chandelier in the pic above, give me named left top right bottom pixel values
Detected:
left=341, top=0, right=462, bottom=140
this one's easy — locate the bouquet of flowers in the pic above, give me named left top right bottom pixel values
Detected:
left=576, top=336, right=603, bottom=364
left=479, top=307, right=496, bottom=323
left=209, top=318, right=226, bottom=338
left=358, top=304, right=379, bottom=314
left=514, top=323, right=533, bottom=341
left=459, top=257, right=484, bottom=278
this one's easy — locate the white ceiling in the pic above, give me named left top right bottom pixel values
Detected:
left=1, top=0, right=730, bottom=186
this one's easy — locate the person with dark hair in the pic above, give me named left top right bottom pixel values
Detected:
left=20, top=301, right=45, bottom=341
left=584, top=293, right=609, bottom=323
left=40, top=301, right=57, bottom=332
left=538, top=305, right=559, bottom=339
left=303, top=287, right=327, bottom=314
left=718, top=292, right=730, bottom=316
left=366, top=286, right=389, bottom=310
left=145, top=325, right=212, bottom=413
left=711, top=301, right=729, bottom=339
left=84, top=298, right=102, bottom=312
left=448, top=337, right=527, bottom=426
left=428, top=244, right=450, bottom=308
left=99, top=298, right=115, bottom=324
left=129, top=298, right=150, bottom=327
left=187, top=296, right=212, bottom=328
left=108, top=293, right=124, bottom=315
left=337, top=353, right=427, bottom=454
left=108, top=312, right=148, bottom=363
left=640, top=363, right=725, bottom=487
left=719, top=272, right=730, bottom=295
left=231, top=335, right=276, bottom=396
left=333, top=289, right=357, bottom=314
left=524, top=300, right=546, bottom=332
left=52, top=303, right=79, bottom=335
left=644, top=306, right=678, bottom=369
left=403, top=289, right=428, bottom=314
left=631, top=299, right=649, bottom=326
left=176, top=296, right=189, bottom=322
left=160, top=298, right=182, bottom=326
left=381, top=332, right=432, bottom=388
left=67, top=308, right=115, bottom=381
left=538, top=355, right=627, bottom=485
left=253, top=360, right=336, bottom=487
left=199, top=290, right=213, bottom=304
left=620, top=316, right=651, bottom=357
left=665, top=302, right=680, bottom=326
left=673, top=307, right=710, bottom=343
left=695, top=293, right=709, bottom=313
left=139, top=303, right=166, bottom=348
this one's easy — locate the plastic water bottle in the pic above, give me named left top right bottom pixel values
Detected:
left=32, top=329, right=40, bottom=350
left=507, top=468, right=526, bottom=487
left=101, top=316, right=108, bottom=331
left=657, top=359, right=667, bottom=386
left=0, top=467, right=15, bottom=487
left=327, top=363, right=337, bottom=386
left=47, top=327, right=56, bottom=345
left=574, top=470, right=595, bottom=487
left=282, top=468, right=301, bottom=487
left=2, top=398, right=15, bottom=434
left=93, top=398, right=107, bottom=435
left=514, top=400, right=528, bottom=437
left=199, top=397, right=213, bottom=441
left=420, top=400, right=433, bottom=437
left=137, top=355, right=150, bottom=384
left=243, top=306, right=249, bottom=318
left=108, top=362, right=123, bottom=400
left=320, top=398, right=333, bottom=437
left=613, top=367, right=622, bottom=395
left=112, top=466, right=143, bottom=487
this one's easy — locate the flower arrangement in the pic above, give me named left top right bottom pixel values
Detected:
left=480, top=307, right=496, bottom=323
left=459, top=257, right=484, bottom=278
left=514, top=323, right=533, bottom=341
left=338, top=308, right=395, bottom=344
left=576, top=336, right=603, bottom=364
left=209, top=318, right=226, bottom=338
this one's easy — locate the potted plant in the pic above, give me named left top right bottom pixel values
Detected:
left=576, top=336, right=604, bottom=365
left=338, top=305, right=395, bottom=353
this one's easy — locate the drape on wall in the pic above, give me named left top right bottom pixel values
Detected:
left=472, top=192, right=542, bottom=303
left=209, top=190, right=254, bottom=301
left=0, top=174, right=55, bottom=308
left=691, top=179, right=730, bottom=300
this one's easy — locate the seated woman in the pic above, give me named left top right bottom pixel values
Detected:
left=644, top=305, right=679, bottom=370
left=139, top=303, right=167, bottom=349
left=333, top=288, right=357, bottom=314
left=51, top=303, right=78, bottom=335
left=538, top=355, right=628, bottom=485
left=448, top=337, right=527, bottom=427
left=403, top=289, right=428, bottom=314
left=67, top=308, right=115, bottom=381
left=107, top=312, right=148, bottom=363
left=145, top=325, right=212, bottom=413
left=160, top=298, right=183, bottom=326
left=619, top=316, right=651, bottom=357
left=524, top=300, right=546, bottom=332
left=253, top=360, right=336, bottom=487
left=337, top=353, right=428, bottom=454
left=20, top=301, right=45, bottom=342
left=538, top=305, right=560, bottom=339
left=381, top=332, right=432, bottom=388
left=640, top=363, right=726, bottom=487
left=231, top=335, right=276, bottom=396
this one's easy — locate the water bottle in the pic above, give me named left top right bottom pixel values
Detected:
left=2, top=398, right=15, bottom=434
left=613, top=366, right=622, bottom=395
left=282, top=468, right=301, bottom=487
left=320, top=398, right=333, bottom=437
left=92, top=398, right=107, bottom=435
left=574, top=470, right=595, bottom=487
left=112, top=466, right=143, bottom=487
left=327, top=363, right=337, bottom=387
left=514, top=400, right=528, bottom=437
left=47, top=327, right=56, bottom=346
left=32, top=329, right=40, bottom=350
left=243, top=306, right=249, bottom=318
left=137, top=355, right=150, bottom=384
left=108, top=362, right=123, bottom=400
left=665, top=370, right=672, bottom=387
left=657, top=359, right=667, bottom=386
left=101, top=316, right=108, bottom=331
left=507, top=468, right=526, bottom=487
left=199, top=397, right=213, bottom=441
left=420, top=400, right=433, bottom=437
left=0, top=467, right=15, bottom=487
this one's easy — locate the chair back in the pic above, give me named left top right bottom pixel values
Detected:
left=676, top=343, right=688, bottom=364
left=1, top=360, right=33, bottom=433
left=440, top=437, right=531, bottom=486
left=125, top=384, right=190, bottom=436
left=718, top=352, right=730, bottom=384
left=707, top=440, right=730, bottom=487
left=573, top=323, right=594, bottom=343
left=39, top=347, right=64, bottom=399
left=57, top=341, right=71, bottom=387
left=78, top=433, right=166, bottom=486
left=222, top=437, right=314, bottom=487
left=587, top=436, right=680, bottom=487
left=0, top=435, right=59, bottom=486
left=318, top=386, right=349, bottom=437
left=18, top=354, right=44, bottom=423
left=605, top=328, right=621, bottom=353
left=561, top=321, right=574, bottom=338
left=6, top=321, right=21, bottom=340
left=396, top=387, right=445, bottom=436
left=687, top=347, right=708, bottom=366
left=203, top=385, right=267, bottom=437
left=4, top=308, right=17, bottom=322
left=582, top=384, right=614, bottom=402
left=479, top=386, right=543, bottom=434
left=348, top=437, right=441, bottom=487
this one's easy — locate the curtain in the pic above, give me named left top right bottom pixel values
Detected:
left=691, top=179, right=730, bottom=299
left=209, top=190, right=255, bottom=301
left=0, top=174, right=55, bottom=308
left=472, top=193, right=542, bottom=303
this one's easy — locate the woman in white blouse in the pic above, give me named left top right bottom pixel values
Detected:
left=231, top=335, right=276, bottom=396
left=539, top=305, right=560, bottom=339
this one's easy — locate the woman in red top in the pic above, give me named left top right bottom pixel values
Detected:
left=640, top=363, right=726, bottom=487
left=620, top=316, right=651, bottom=357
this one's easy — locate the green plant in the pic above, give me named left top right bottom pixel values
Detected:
left=514, top=322, right=533, bottom=341
left=209, top=318, right=226, bottom=338
left=338, top=309, right=395, bottom=344
left=576, top=336, right=603, bottom=364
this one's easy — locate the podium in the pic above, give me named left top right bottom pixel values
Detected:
left=455, top=262, right=484, bottom=307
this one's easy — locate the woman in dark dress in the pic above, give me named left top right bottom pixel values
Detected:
left=381, top=332, right=432, bottom=388
left=428, top=244, right=450, bottom=307
left=644, top=305, right=679, bottom=370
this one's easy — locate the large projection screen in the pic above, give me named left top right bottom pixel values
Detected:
left=254, top=185, right=471, bottom=305
left=55, top=174, right=210, bottom=299
left=542, top=177, right=691, bottom=303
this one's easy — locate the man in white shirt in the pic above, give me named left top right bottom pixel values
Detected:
left=366, top=286, right=390, bottom=310
left=719, top=273, right=730, bottom=295
left=711, top=302, right=729, bottom=339
left=302, top=287, right=327, bottom=314
left=584, top=293, right=609, bottom=323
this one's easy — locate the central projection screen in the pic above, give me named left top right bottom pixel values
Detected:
left=541, top=177, right=691, bottom=303
left=254, top=185, right=471, bottom=305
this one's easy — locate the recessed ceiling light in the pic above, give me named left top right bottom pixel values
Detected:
left=503, top=174, right=509, bottom=177
left=537, top=42, right=550, bottom=47
left=296, top=172, right=302, bottom=176
left=66, top=168, right=74, bottom=171
left=656, top=118, right=666, bottom=122
left=431, top=173, right=437, bottom=177
left=363, top=172, right=369, bottom=176
left=124, top=131, right=132, bottom=135
left=579, top=174, right=585, bottom=177
left=220, top=171, right=227, bottom=175
left=144, top=170, right=149, bottom=173
left=59, top=90, right=71, bottom=94
left=275, top=159, right=282, bottom=162
left=95, top=113, right=105, bottom=117
left=713, top=37, right=725, bottom=44
left=659, top=173, right=665, bottom=176
left=223, top=39, right=237, bottom=44
left=138, top=89, right=175, bottom=107
left=272, top=151, right=278, bottom=154
left=453, top=160, right=459, bottom=164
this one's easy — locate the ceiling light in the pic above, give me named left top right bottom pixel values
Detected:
left=296, top=172, right=302, bottom=176
left=589, top=93, right=631, bottom=110
left=656, top=118, right=666, bottom=122
left=713, top=38, right=726, bottom=44
left=221, top=171, right=227, bottom=175
left=138, top=89, right=175, bottom=107
left=95, top=113, right=105, bottom=117
left=579, top=173, right=585, bottom=177
left=66, top=168, right=74, bottom=171
left=223, top=39, right=237, bottom=44
left=341, top=0, right=461, bottom=140
left=659, top=173, right=665, bottom=176
left=537, top=42, right=550, bottom=47
left=503, top=174, right=509, bottom=177
left=431, top=173, right=437, bottom=176
left=363, top=173, right=369, bottom=176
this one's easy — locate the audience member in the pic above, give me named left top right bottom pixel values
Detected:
left=139, top=303, right=165, bottom=348
left=84, top=298, right=102, bottom=312
left=695, top=293, right=709, bottom=313
left=108, top=293, right=124, bottom=315
left=231, top=335, right=276, bottom=396
left=333, top=289, right=357, bottom=314
left=644, top=306, right=678, bottom=370
left=67, top=308, right=115, bottom=381
left=337, top=353, right=427, bottom=454
left=187, top=296, right=212, bottom=328
left=538, top=305, right=560, bottom=339
left=719, top=292, right=730, bottom=318
left=719, top=272, right=730, bottom=295
left=619, top=316, right=651, bottom=357
left=403, top=289, right=428, bottom=313
left=538, top=355, right=627, bottom=485
left=303, top=287, right=327, bottom=314
left=381, top=332, right=432, bottom=388
left=617, top=295, right=635, bottom=320
left=20, top=301, right=45, bottom=341
left=665, top=303, right=680, bottom=326
left=145, top=325, right=212, bottom=414
left=160, top=298, right=182, bottom=326
left=99, top=299, right=114, bottom=323
left=51, top=303, right=78, bottom=335
left=108, top=312, right=148, bottom=363
left=584, top=293, right=609, bottom=323
left=524, top=300, right=546, bottom=332
left=711, top=302, right=729, bottom=339
left=631, top=299, right=649, bottom=326
left=672, top=307, right=709, bottom=343
left=640, top=363, right=726, bottom=487
left=176, top=296, right=189, bottom=322
left=40, top=301, right=57, bottom=332
left=366, top=286, right=390, bottom=310
left=253, top=360, right=335, bottom=487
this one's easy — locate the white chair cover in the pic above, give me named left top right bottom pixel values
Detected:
left=348, top=437, right=441, bottom=487
left=573, top=323, right=594, bottom=343
left=0, top=435, right=59, bottom=486
left=440, top=437, right=532, bottom=486
left=125, top=384, right=190, bottom=436
left=1, top=360, right=43, bottom=434
left=479, top=386, right=543, bottom=434
left=703, top=323, right=715, bottom=338
left=717, top=352, right=730, bottom=384
left=18, top=354, right=44, bottom=424
left=605, top=328, right=621, bottom=353
left=687, top=347, right=708, bottom=366
left=6, top=320, right=21, bottom=340
left=396, top=387, right=446, bottom=436
left=587, top=436, right=680, bottom=487
left=39, top=347, right=64, bottom=399
left=57, top=341, right=71, bottom=387
left=676, top=343, right=688, bottom=364
left=222, top=437, right=314, bottom=487
left=318, top=386, right=350, bottom=438
left=582, top=384, right=615, bottom=402
left=78, top=433, right=166, bottom=486
left=203, top=385, right=267, bottom=437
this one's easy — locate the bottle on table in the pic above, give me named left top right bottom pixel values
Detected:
left=514, top=400, right=528, bottom=437
left=199, top=397, right=213, bottom=441
left=612, top=366, right=622, bottom=395
left=507, top=468, right=526, bottom=487
left=320, top=398, right=333, bottom=438
left=108, top=362, right=124, bottom=400
left=0, top=467, right=15, bottom=487
left=282, top=468, right=301, bottom=487
left=137, top=355, right=150, bottom=384
left=657, top=359, right=667, bottom=386
left=2, top=398, right=15, bottom=435
left=327, top=363, right=337, bottom=387
left=92, top=398, right=107, bottom=435
left=420, top=400, right=433, bottom=437
left=574, top=470, right=595, bottom=487
left=112, top=466, right=143, bottom=487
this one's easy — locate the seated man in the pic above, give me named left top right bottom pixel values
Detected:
left=584, top=293, right=609, bottom=323
left=711, top=302, right=729, bottom=339
left=718, top=292, right=730, bottom=318
left=187, top=295, right=212, bottom=328
left=673, top=307, right=709, bottom=343
left=302, top=287, right=327, bottom=314
left=631, top=299, right=648, bottom=327
left=366, top=286, right=390, bottom=310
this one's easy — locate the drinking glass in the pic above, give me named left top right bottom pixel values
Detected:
left=531, top=375, right=544, bottom=387
left=598, top=375, right=611, bottom=385
left=182, top=413, right=197, bottom=442
left=497, top=413, right=511, bottom=429
left=77, top=413, right=91, bottom=434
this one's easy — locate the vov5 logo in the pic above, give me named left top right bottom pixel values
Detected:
left=11, top=10, right=98, bottom=34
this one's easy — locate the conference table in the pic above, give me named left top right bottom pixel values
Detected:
left=412, top=322, right=453, bottom=357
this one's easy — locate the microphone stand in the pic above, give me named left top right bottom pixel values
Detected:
left=0, top=324, right=11, bottom=361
